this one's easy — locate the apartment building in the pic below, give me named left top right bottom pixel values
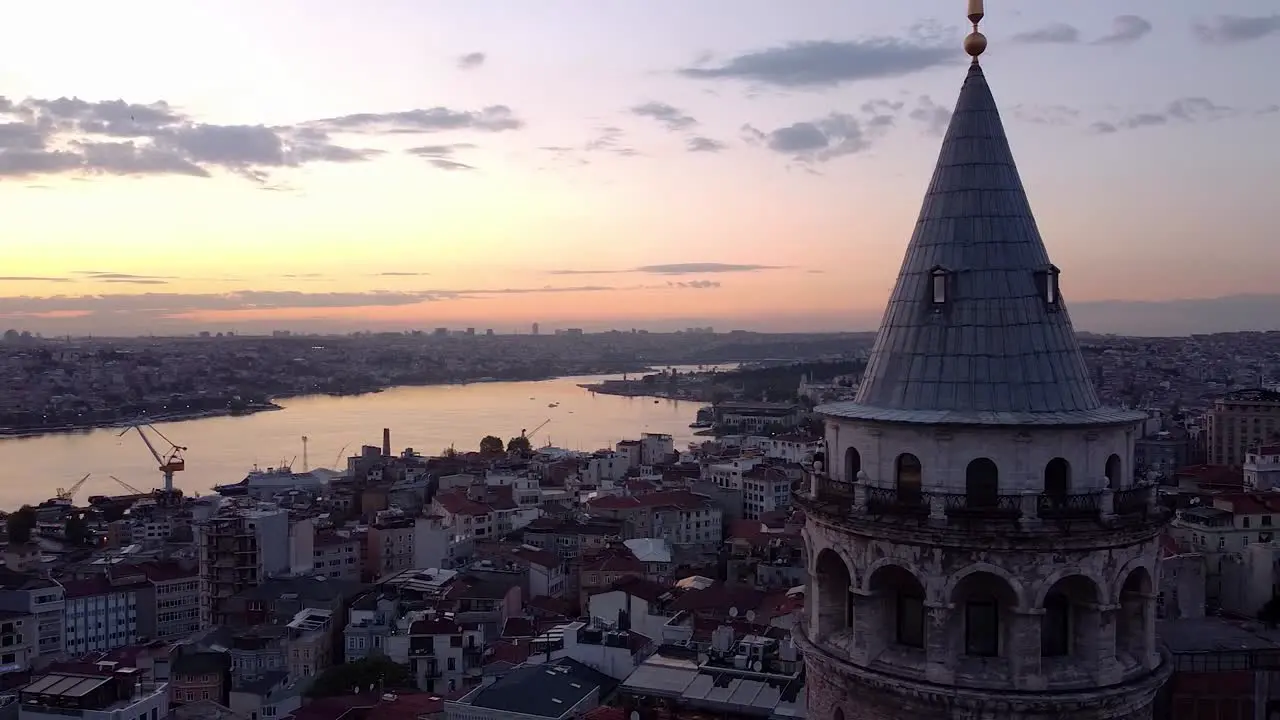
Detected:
left=741, top=465, right=794, bottom=520
left=1207, top=389, right=1280, bottom=466
left=408, top=616, right=485, bottom=695
left=0, top=548, right=65, bottom=664
left=197, top=505, right=290, bottom=626
left=367, top=514, right=418, bottom=578
left=584, top=491, right=723, bottom=547
left=137, top=562, right=201, bottom=641
left=61, top=570, right=150, bottom=656
left=312, top=530, right=362, bottom=581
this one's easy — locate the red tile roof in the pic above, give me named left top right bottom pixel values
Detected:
left=434, top=490, right=492, bottom=516
left=581, top=548, right=644, bottom=574
left=586, top=490, right=707, bottom=511
left=582, top=707, right=628, bottom=720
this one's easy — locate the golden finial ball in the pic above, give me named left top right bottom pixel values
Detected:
left=964, top=31, right=987, bottom=57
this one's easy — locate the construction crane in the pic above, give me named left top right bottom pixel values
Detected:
left=55, top=473, right=91, bottom=502
left=521, top=419, right=551, bottom=440
left=109, top=475, right=145, bottom=495
left=118, top=421, right=186, bottom=496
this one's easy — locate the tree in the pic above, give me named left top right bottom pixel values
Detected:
left=507, top=435, right=532, bottom=456
left=6, top=506, right=36, bottom=543
left=479, top=435, right=504, bottom=455
left=307, top=656, right=413, bottom=698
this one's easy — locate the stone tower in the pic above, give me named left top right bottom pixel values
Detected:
left=794, top=4, right=1172, bottom=719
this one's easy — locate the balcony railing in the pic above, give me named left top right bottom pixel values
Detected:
left=1113, top=485, right=1151, bottom=516
left=864, top=486, right=928, bottom=516
left=801, top=479, right=1157, bottom=525
left=1037, top=491, right=1104, bottom=520
left=939, top=492, right=1022, bottom=519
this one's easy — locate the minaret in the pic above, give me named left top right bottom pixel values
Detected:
left=794, top=3, right=1172, bottom=718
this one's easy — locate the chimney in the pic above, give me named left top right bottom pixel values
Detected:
left=383, top=428, right=392, bottom=457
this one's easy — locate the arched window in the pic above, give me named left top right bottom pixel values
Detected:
left=813, top=550, right=853, bottom=637
left=1042, top=592, right=1071, bottom=657
left=869, top=566, right=926, bottom=650
left=965, top=458, right=999, bottom=508
left=834, top=710, right=845, bottom=720
left=895, top=453, right=922, bottom=503
left=1044, top=457, right=1071, bottom=500
left=951, top=572, right=1016, bottom=658
left=844, top=447, right=862, bottom=484
left=1105, top=454, right=1123, bottom=489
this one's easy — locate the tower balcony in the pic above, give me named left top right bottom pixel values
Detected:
left=796, top=474, right=1167, bottom=544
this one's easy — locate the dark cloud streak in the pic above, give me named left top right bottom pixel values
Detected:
left=1193, top=14, right=1280, bottom=44
left=678, top=38, right=958, bottom=88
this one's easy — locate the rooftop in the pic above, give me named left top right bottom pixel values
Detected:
left=824, top=59, right=1142, bottom=428
left=455, top=658, right=616, bottom=718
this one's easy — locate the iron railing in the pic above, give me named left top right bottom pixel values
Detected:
left=939, top=492, right=1022, bottom=519
left=1037, top=491, right=1103, bottom=520
left=1113, top=485, right=1152, bottom=515
left=864, top=486, right=929, bottom=516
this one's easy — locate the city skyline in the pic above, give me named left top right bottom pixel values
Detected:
left=1, top=1, right=1278, bottom=336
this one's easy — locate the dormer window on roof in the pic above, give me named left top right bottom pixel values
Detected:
left=1035, top=265, right=1061, bottom=309
left=930, top=266, right=949, bottom=306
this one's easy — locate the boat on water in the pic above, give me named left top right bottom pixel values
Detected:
left=214, top=464, right=333, bottom=497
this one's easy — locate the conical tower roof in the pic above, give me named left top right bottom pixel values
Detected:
left=825, top=58, right=1142, bottom=426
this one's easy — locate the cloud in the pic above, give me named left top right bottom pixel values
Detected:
left=1093, top=15, right=1153, bottom=45
left=549, top=263, right=783, bottom=276
left=1012, top=104, right=1080, bottom=126
left=0, top=276, right=71, bottom=283
left=686, top=136, right=727, bottom=153
left=457, top=52, right=486, bottom=70
left=667, top=280, right=721, bottom=289
left=406, top=142, right=478, bottom=170
left=743, top=113, right=880, bottom=162
left=0, top=94, right=519, bottom=181
left=1012, top=23, right=1081, bottom=44
left=630, top=102, right=697, bottom=131
left=678, top=38, right=957, bottom=88
left=0, top=284, right=721, bottom=324
left=908, top=96, right=951, bottom=136
left=585, top=126, right=638, bottom=157
left=428, top=158, right=474, bottom=171
left=308, top=106, right=522, bottom=134
left=374, top=272, right=429, bottom=277
left=1090, top=97, right=1236, bottom=134
left=1193, top=14, right=1280, bottom=44
left=75, top=271, right=175, bottom=283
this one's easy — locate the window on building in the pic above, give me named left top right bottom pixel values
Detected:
left=1041, top=593, right=1070, bottom=657
left=930, top=266, right=948, bottom=305
left=895, top=591, right=925, bottom=648
left=964, top=600, right=999, bottom=657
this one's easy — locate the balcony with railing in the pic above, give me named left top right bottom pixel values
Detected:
left=799, top=472, right=1162, bottom=533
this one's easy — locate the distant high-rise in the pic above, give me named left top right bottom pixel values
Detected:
left=531, top=322, right=540, bottom=335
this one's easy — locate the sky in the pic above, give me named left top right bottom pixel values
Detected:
left=1, top=1, right=1278, bottom=336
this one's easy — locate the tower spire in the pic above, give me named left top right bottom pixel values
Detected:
left=965, top=0, right=987, bottom=61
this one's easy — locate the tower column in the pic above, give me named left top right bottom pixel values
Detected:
left=1009, top=607, right=1044, bottom=690
left=1091, top=602, right=1122, bottom=685
left=924, top=601, right=954, bottom=684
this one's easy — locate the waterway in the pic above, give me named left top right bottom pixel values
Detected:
left=0, top=368, right=722, bottom=508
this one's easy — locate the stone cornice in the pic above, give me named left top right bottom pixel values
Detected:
left=795, top=622, right=1171, bottom=716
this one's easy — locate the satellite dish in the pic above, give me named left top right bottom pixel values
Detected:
left=697, top=653, right=709, bottom=665
left=746, top=610, right=757, bottom=623
left=729, top=607, right=739, bottom=618
left=630, top=713, right=641, bottom=720
left=752, top=660, right=763, bottom=672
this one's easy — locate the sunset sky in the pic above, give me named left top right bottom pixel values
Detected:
left=1, top=1, right=1278, bottom=336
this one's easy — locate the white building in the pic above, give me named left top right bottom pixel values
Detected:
left=62, top=571, right=149, bottom=656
